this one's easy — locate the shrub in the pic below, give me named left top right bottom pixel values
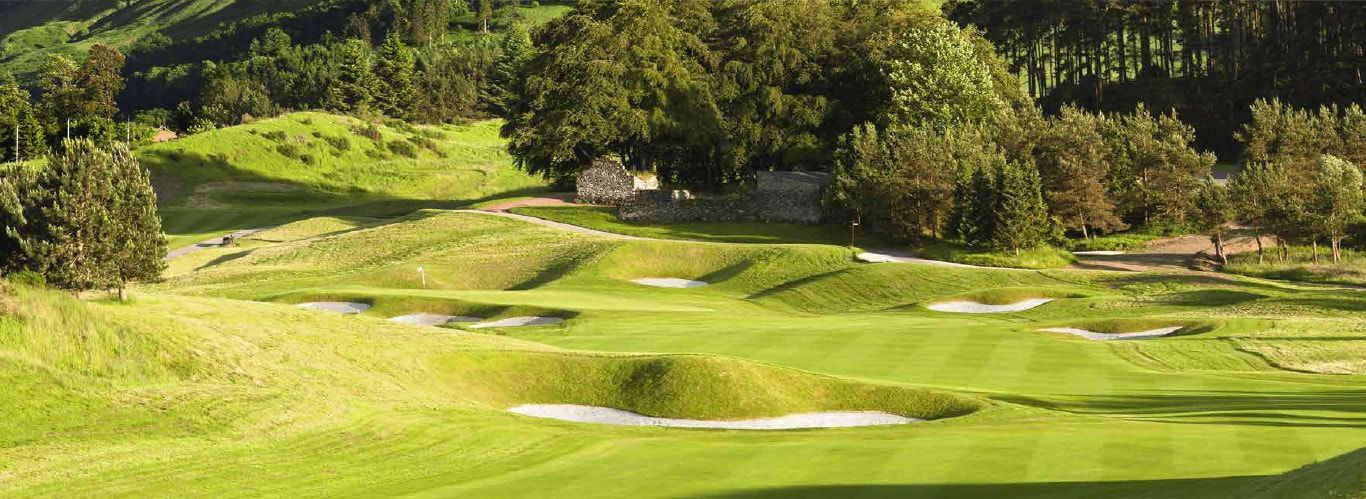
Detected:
left=300, top=153, right=318, bottom=165
left=352, top=123, right=382, bottom=141
left=276, top=143, right=302, bottom=159
left=388, top=139, right=418, bottom=158
left=6, top=270, right=46, bottom=288
left=323, top=135, right=351, bottom=152
left=300, top=117, right=315, bottom=126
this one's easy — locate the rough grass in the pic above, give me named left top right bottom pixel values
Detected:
left=1070, top=232, right=1164, bottom=252
left=1225, top=247, right=1366, bottom=286
left=916, top=241, right=1077, bottom=269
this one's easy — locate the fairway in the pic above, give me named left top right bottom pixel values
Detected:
left=5, top=209, right=1364, bottom=498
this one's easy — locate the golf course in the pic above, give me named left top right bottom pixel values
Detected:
left=1, top=112, right=1363, bottom=497
left=3, top=0, right=1366, bottom=497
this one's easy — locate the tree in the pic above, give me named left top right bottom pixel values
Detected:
left=76, top=44, right=126, bottom=123
left=37, top=54, right=80, bottom=138
left=1104, top=105, right=1214, bottom=226
left=484, top=21, right=533, bottom=116
left=0, top=73, right=46, bottom=163
left=1037, top=106, right=1125, bottom=238
left=477, top=0, right=494, bottom=33
left=880, top=20, right=1004, bottom=130
left=9, top=139, right=165, bottom=298
left=1193, top=176, right=1235, bottom=264
left=374, top=33, right=417, bottom=119
left=1311, top=155, right=1364, bottom=263
left=991, top=159, right=1050, bottom=254
left=333, top=39, right=380, bottom=112
left=1229, top=161, right=1288, bottom=264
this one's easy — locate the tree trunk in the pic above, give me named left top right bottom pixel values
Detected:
left=1254, top=232, right=1264, bottom=265
left=1312, top=238, right=1320, bottom=264
left=118, top=283, right=127, bottom=302
left=1214, top=233, right=1227, bottom=265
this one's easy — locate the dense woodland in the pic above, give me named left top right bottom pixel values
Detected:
left=945, top=0, right=1366, bottom=158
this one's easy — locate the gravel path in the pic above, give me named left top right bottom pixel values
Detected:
left=387, top=314, right=482, bottom=326
left=926, top=298, right=1054, bottom=313
left=164, top=226, right=278, bottom=260
left=632, top=278, right=709, bottom=288
left=508, top=404, right=919, bottom=430
left=297, top=302, right=371, bottom=314
left=1040, top=326, right=1184, bottom=340
left=469, top=316, right=565, bottom=328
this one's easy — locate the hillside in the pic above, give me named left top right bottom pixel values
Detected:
left=145, top=112, right=546, bottom=248
left=0, top=0, right=322, bottom=77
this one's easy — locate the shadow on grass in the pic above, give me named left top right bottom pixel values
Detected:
left=703, top=476, right=1257, bottom=499
left=194, top=250, right=253, bottom=271
left=998, top=389, right=1366, bottom=428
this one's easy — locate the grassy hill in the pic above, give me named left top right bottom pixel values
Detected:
left=143, top=111, right=546, bottom=248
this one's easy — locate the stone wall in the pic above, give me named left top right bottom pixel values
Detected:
left=576, top=158, right=640, bottom=205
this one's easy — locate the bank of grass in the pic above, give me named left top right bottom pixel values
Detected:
left=915, top=241, right=1077, bottom=269
left=437, top=350, right=981, bottom=420
left=1224, top=247, right=1366, bottom=286
left=1069, top=232, right=1164, bottom=252
left=509, top=205, right=852, bottom=245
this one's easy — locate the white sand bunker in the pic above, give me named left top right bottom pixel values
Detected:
left=1041, top=326, right=1183, bottom=340
left=297, top=302, right=371, bottom=314
left=508, top=404, right=919, bottom=430
left=1073, top=250, right=1126, bottom=256
left=469, top=316, right=565, bottom=329
left=927, top=298, right=1053, bottom=313
left=631, top=278, right=709, bottom=288
left=387, top=314, right=482, bottom=327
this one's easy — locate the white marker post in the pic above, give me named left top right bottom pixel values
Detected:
left=417, top=266, right=426, bottom=287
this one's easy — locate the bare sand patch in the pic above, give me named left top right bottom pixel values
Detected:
left=297, top=302, right=371, bottom=314
left=508, top=404, right=918, bottom=430
left=388, top=314, right=482, bottom=327
left=631, top=278, right=709, bottom=288
left=926, top=298, right=1053, bottom=313
left=1040, top=326, right=1183, bottom=340
left=469, top=316, right=565, bottom=328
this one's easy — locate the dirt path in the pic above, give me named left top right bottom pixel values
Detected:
left=477, top=194, right=578, bottom=212
left=164, top=226, right=278, bottom=260
left=1071, top=233, right=1265, bottom=273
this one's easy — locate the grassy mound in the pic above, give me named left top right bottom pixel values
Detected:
left=509, top=206, right=851, bottom=245
left=944, top=287, right=1087, bottom=306
left=1039, top=318, right=1217, bottom=337
left=1242, top=446, right=1366, bottom=498
left=269, top=291, right=576, bottom=323
left=435, top=350, right=981, bottom=421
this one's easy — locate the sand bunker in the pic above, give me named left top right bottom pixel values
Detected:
left=469, top=316, right=565, bottom=329
left=1073, top=250, right=1126, bottom=256
left=297, top=302, right=371, bottom=314
left=508, top=404, right=919, bottom=430
left=387, top=314, right=482, bottom=327
left=631, top=278, right=709, bottom=288
left=927, top=298, right=1053, bottom=313
left=1040, top=326, right=1183, bottom=340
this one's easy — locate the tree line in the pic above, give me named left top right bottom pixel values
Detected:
left=504, top=0, right=1364, bottom=259
left=945, top=0, right=1366, bottom=159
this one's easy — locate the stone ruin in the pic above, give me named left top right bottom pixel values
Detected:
left=575, top=157, right=659, bottom=205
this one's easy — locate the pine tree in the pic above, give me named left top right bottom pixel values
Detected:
left=374, top=33, right=417, bottom=119
left=1312, top=155, right=1365, bottom=264
left=990, top=159, right=1050, bottom=254
left=11, top=139, right=165, bottom=298
left=335, top=39, right=380, bottom=111
left=1193, top=176, right=1235, bottom=265
left=1038, top=106, right=1126, bottom=238
left=485, top=21, right=533, bottom=116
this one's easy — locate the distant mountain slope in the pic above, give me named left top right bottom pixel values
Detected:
left=0, top=0, right=325, bottom=77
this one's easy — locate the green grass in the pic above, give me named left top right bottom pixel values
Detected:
left=144, top=112, right=546, bottom=248
left=7, top=202, right=1366, bottom=496
left=1225, top=246, right=1366, bottom=286
left=510, top=205, right=853, bottom=245
left=1069, top=232, right=1164, bottom=252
